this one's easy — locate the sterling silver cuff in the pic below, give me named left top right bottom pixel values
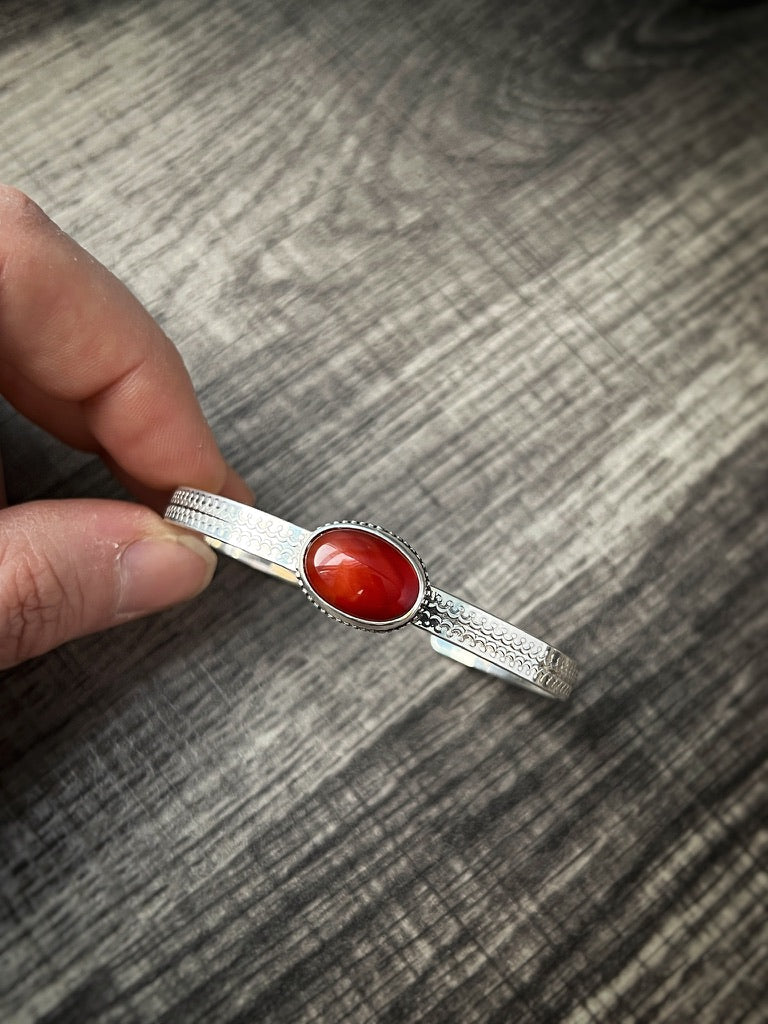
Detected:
left=164, top=487, right=578, bottom=700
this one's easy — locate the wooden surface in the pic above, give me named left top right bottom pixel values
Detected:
left=2, top=1, right=768, bottom=1021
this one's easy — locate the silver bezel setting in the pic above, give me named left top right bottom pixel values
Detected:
left=297, top=521, right=429, bottom=632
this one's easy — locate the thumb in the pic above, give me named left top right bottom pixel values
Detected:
left=0, top=499, right=218, bottom=668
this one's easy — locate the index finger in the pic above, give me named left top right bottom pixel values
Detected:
left=0, top=185, right=252, bottom=505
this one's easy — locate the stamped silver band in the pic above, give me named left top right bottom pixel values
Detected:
left=165, top=487, right=577, bottom=700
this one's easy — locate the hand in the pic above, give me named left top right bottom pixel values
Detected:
left=0, top=185, right=252, bottom=668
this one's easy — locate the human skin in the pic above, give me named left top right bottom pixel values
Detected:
left=0, top=185, right=252, bottom=667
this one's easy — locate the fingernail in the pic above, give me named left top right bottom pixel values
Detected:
left=117, top=533, right=218, bottom=617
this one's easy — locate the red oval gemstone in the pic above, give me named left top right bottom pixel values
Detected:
left=304, top=527, right=421, bottom=623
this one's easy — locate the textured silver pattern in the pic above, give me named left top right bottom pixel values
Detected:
left=164, top=489, right=577, bottom=699
left=165, top=488, right=307, bottom=579
left=413, top=587, right=576, bottom=699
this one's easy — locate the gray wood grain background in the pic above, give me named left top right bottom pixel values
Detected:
left=1, top=1, right=767, bottom=1021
